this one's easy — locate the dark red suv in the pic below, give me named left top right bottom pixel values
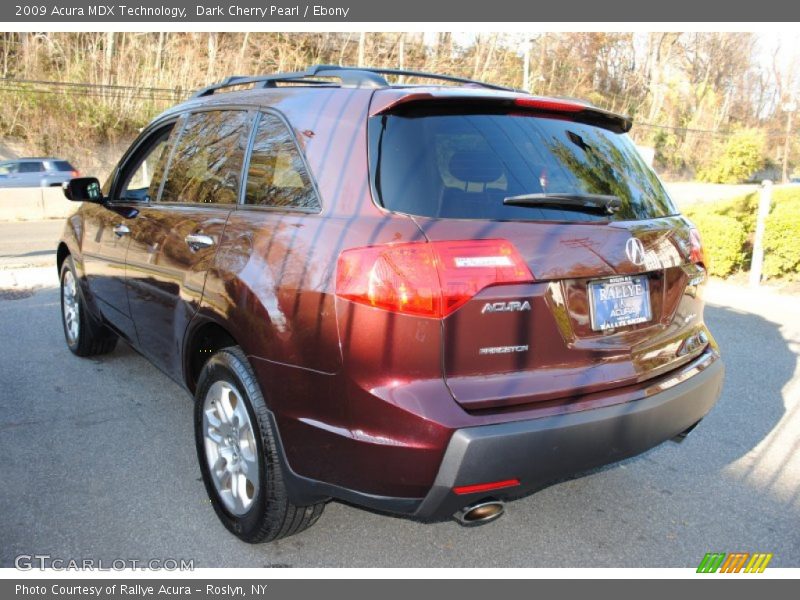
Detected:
left=57, top=65, right=724, bottom=542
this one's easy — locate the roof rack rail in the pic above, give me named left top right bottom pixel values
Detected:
left=191, top=64, right=521, bottom=98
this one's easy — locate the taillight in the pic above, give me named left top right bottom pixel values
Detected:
left=70, top=170, right=79, bottom=178
left=335, top=239, right=534, bottom=318
left=689, top=228, right=704, bottom=265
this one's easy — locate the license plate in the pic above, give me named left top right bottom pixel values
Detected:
left=588, top=275, right=652, bottom=331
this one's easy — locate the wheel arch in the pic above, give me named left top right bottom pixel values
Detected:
left=56, top=242, right=70, bottom=274
left=182, top=316, right=239, bottom=394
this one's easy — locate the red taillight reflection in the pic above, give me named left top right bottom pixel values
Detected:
left=689, top=228, right=704, bottom=265
left=453, top=478, right=521, bottom=495
left=335, top=239, right=534, bottom=318
left=514, top=97, right=585, bottom=113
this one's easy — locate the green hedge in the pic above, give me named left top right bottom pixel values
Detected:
left=687, top=213, right=748, bottom=277
left=683, top=186, right=800, bottom=280
left=763, top=200, right=800, bottom=279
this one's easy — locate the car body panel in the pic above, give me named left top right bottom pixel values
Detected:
left=76, top=202, right=138, bottom=340
left=126, top=203, right=233, bottom=380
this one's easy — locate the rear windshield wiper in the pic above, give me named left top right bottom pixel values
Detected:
left=503, top=193, right=622, bottom=215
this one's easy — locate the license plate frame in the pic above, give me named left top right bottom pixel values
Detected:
left=588, top=274, right=652, bottom=331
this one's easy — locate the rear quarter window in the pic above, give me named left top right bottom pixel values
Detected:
left=369, top=111, right=677, bottom=222
left=51, top=161, right=75, bottom=171
left=243, top=112, right=320, bottom=211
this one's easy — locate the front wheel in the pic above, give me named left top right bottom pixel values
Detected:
left=60, top=257, right=117, bottom=357
left=194, top=346, right=324, bottom=543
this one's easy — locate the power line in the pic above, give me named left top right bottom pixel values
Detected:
left=0, top=84, right=184, bottom=103
left=0, top=77, right=185, bottom=96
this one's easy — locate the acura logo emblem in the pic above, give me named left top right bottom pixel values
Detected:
left=626, top=238, right=646, bottom=266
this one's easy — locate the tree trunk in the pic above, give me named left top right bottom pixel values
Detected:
left=155, top=32, right=165, bottom=73
left=206, top=32, right=218, bottom=83
left=104, top=32, right=115, bottom=86
left=358, top=32, right=366, bottom=67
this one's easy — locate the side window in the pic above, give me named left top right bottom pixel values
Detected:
left=244, top=113, right=320, bottom=210
left=19, top=162, right=45, bottom=173
left=117, top=122, right=178, bottom=202
left=160, top=110, right=250, bottom=205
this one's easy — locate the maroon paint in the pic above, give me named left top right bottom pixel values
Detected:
left=59, top=84, right=721, bottom=501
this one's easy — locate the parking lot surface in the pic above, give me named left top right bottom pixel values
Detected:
left=0, top=276, right=798, bottom=568
left=0, top=220, right=64, bottom=269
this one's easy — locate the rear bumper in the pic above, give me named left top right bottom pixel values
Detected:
left=412, top=355, right=724, bottom=521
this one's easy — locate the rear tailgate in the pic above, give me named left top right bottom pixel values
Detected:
left=416, top=217, right=708, bottom=410
left=368, top=92, right=710, bottom=411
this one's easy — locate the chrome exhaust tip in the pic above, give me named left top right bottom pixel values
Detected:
left=453, top=500, right=505, bottom=526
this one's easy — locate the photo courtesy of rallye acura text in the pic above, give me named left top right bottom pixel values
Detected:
left=57, top=65, right=724, bottom=542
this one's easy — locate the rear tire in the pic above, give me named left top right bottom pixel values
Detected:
left=60, top=256, right=117, bottom=357
left=194, top=346, right=324, bottom=543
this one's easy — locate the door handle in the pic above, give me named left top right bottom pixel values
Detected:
left=185, top=233, right=215, bottom=251
left=113, top=224, right=130, bottom=237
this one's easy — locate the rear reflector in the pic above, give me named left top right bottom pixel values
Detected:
left=336, top=239, right=534, bottom=318
left=453, top=478, right=521, bottom=495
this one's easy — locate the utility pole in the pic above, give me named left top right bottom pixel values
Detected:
left=782, top=99, right=796, bottom=184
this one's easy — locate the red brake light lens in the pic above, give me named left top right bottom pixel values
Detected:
left=513, top=97, right=585, bottom=113
left=335, top=239, right=534, bottom=318
left=71, top=170, right=79, bottom=178
left=689, top=228, right=704, bottom=265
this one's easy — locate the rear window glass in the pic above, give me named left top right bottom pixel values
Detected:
left=52, top=161, right=75, bottom=171
left=369, top=111, right=677, bottom=222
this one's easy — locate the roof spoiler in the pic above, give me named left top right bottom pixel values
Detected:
left=373, top=93, right=633, bottom=134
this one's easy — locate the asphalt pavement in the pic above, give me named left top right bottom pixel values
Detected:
left=0, top=220, right=64, bottom=269
left=0, top=270, right=798, bottom=568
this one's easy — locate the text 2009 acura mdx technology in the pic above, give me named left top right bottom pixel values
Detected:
left=57, top=65, right=724, bottom=542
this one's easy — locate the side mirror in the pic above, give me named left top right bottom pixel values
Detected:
left=63, top=177, right=103, bottom=203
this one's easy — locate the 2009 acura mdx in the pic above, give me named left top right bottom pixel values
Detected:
left=57, top=65, right=724, bottom=542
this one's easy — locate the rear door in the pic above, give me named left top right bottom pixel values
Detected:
left=125, top=108, right=253, bottom=380
left=369, top=102, right=708, bottom=411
